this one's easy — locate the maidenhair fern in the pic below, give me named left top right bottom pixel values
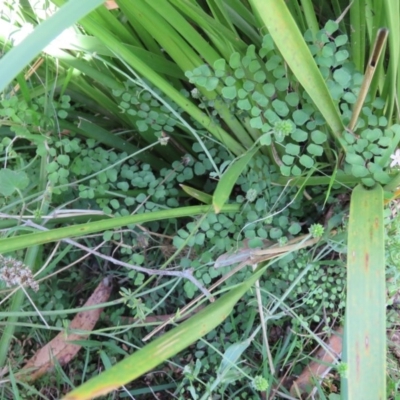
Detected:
left=185, top=20, right=400, bottom=187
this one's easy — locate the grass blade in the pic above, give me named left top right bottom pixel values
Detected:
left=344, top=184, right=385, bottom=399
left=213, top=147, right=258, bottom=213
left=0, top=0, right=104, bottom=92
left=0, top=205, right=240, bottom=254
left=61, top=267, right=265, bottom=399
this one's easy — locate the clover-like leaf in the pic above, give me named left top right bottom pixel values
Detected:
left=214, top=59, right=226, bottom=71
left=249, top=116, right=263, bottom=129
left=254, top=70, right=266, bottom=83
left=291, top=129, right=308, bottom=142
left=282, top=155, right=294, bottom=165
left=346, top=153, right=365, bottom=165
left=299, top=154, right=314, bottom=168
left=205, top=77, right=219, bottom=91
left=272, top=99, right=289, bottom=117
left=221, top=86, right=237, bottom=100
left=333, top=68, right=351, bottom=87
left=335, top=34, right=348, bottom=47
left=252, top=91, right=268, bottom=107
left=237, top=99, right=251, bottom=111
left=285, top=143, right=300, bottom=156
left=0, top=169, right=29, bottom=196
left=280, top=165, right=291, bottom=176
left=351, top=165, right=369, bottom=178
left=224, top=76, right=236, bottom=86
left=311, top=130, right=327, bottom=144
left=307, top=144, right=324, bottom=157
left=229, top=53, right=241, bottom=69
left=234, top=68, right=245, bottom=79
left=292, top=110, right=310, bottom=126
left=291, top=165, right=302, bottom=175
left=285, top=92, right=299, bottom=107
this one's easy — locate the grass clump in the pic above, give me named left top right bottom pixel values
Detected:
left=0, top=1, right=400, bottom=399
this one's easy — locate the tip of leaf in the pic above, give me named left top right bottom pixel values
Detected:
left=213, top=202, right=221, bottom=214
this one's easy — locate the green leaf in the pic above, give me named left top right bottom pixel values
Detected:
left=180, top=184, right=212, bottom=204
left=237, top=99, right=251, bottom=110
left=299, top=154, right=314, bottom=168
left=324, top=20, right=338, bottom=35
left=57, top=154, right=70, bottom=166
left=250, top=116, right=263, bottom=129
left=311, top=130, right=327, bottom=144
left=221, top=86, right=237, bottom=100
left=254, top=70, right=266, bottom=83
left=249, top=0, right=345, bottom=147
left=291, top=165, right=302, bottom=175
left=0, top=169, right=29, bottom=196
left=333, top=68, right=351, bottom=87
left=275, top=78, right=289, bottom=91
left=306, top=143, right=323, bottom=156
left=285, top=92, right=299, bottom=107
left=229, top=53, right=241, bottom=69
left=0, top=0, right=106, bottom=92
left=213, top=147, right=259, bottom=213
left=262, top=83, right=275, bottom=97
left=291, top=129, right=308, bottom=142
left=373, top=171, right=391, bottom=184
left=335, top=34, right=348, bottom=47
left=364, top=129, right=382, bottom=142
left=272, top=99, right=289, bottom=117
left=252, top=91, right=268, bottom=107
left=344, top=184, right=385, bottom=399
left=282, top=155, right=294, bottom=165
left=224, top=76, right=236, bottom=86
left=243, top=80, right=255, bottom=92
left=285, top=143, right=300, bottom=156
left=259, top=134, right=271, bottom=146
left=280, top=165, right=291, bottom=176
left=269, top=227, right=282, bottom=239
left=62, top=266, right=265, bottom=400
left=214, top=59, right=226, bottom=71
left=234, top=68, right=245, bottom=79
left=292, top=110, right=309, bottom=126
left=346, top=153, right=365, bottom=165
left=251, top=107, right=261, bottom=117
left=351, top=165, right=369, bottom=178
left=205, top=77, right=219, bottom=91
left=288, top=223, right=301, bottom=235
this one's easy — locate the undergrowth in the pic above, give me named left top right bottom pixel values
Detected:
left=0, top=16, right=399, bottom=400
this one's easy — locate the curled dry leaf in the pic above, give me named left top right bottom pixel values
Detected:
left=18, top=278, right=112, bottom=381
left=290, top=327, right=343, bottom=397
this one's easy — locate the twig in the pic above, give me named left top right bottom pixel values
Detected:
left=22, top=220, right=212, bottom=299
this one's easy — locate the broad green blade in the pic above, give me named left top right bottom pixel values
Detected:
left=0, top=0, right=105, bottom=92
left=213, top=146, right=258, bottom=213
left=61, top=267, right=264, bottom=399
left=0, top=204, right=240, bottom=254
left=344, top=184, right=385, bottom=399
left=249, top=0, right=346, bottom=148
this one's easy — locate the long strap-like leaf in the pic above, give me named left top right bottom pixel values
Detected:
left=344, top=184, right=385, bottom=399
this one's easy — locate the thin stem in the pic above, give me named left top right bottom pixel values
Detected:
left=348, top=28, right=389, bottom=131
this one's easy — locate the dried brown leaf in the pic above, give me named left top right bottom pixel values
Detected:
left=290, top=327, right=343, bottom=397
left=18, top=278, right=112, bottom=381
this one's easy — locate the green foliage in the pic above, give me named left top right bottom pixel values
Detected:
left=186, top=21, right=400, bottom=187
left=112, top=81, right=179, bottom=137
left=1, top=0, right=399, bottom=396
